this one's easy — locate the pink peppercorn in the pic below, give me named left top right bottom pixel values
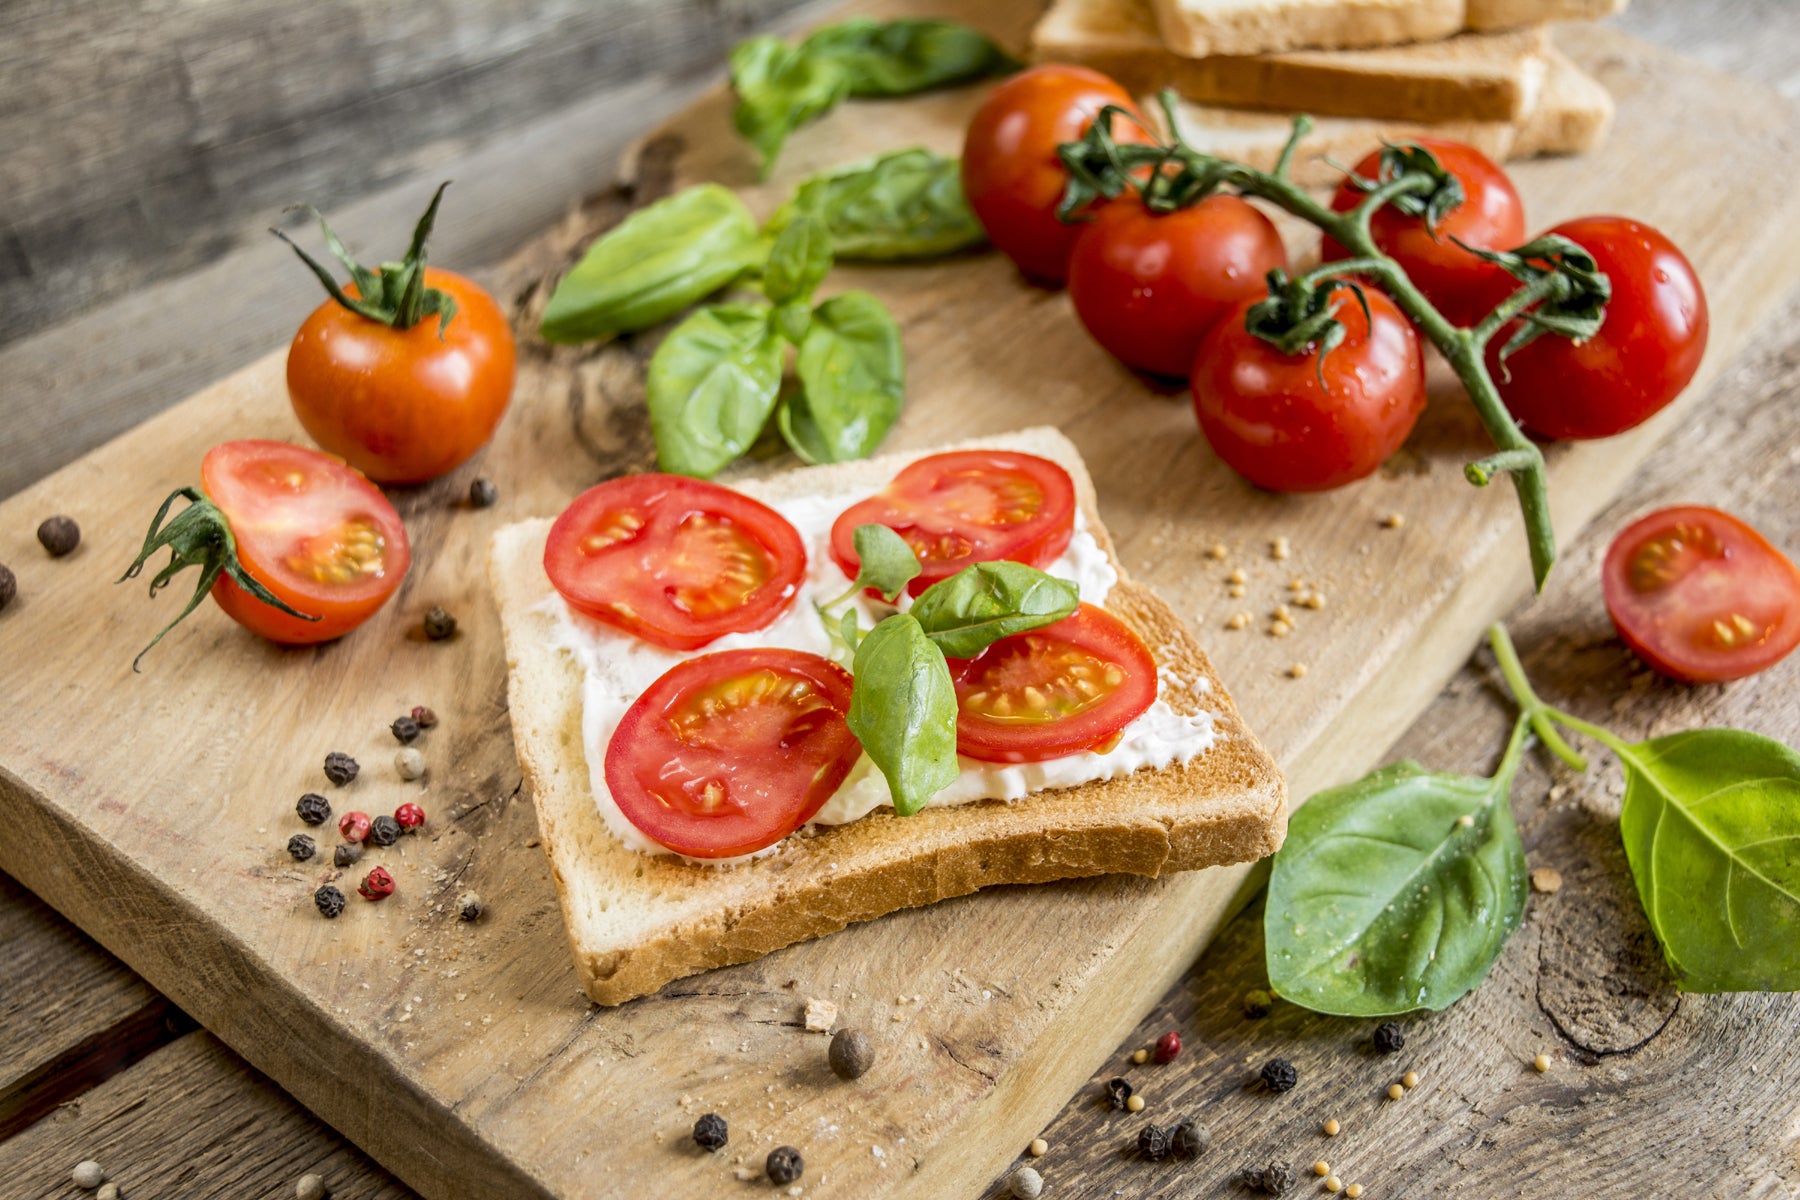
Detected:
left=394, top=802, right=426, bottom=831
left=1154, top=1031, right=1182, bottom=1064
left=339, top=811, right=371, bottom=843
left=358, top=866, right=395, bottom=901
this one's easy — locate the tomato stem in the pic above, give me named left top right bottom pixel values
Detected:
left=270, top=181, right=460, bottom=335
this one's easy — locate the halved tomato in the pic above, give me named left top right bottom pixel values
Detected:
left=605, top=649, right=862, bottom=858
left=545, top=474, right=806, bottom=651
left=202, top=440, right=411, bottom=644
left=948, top=603, right=1158, bottom=763
left=830, top=451, right=1076, bottom=596
left=1602, top=505, right=1800, bottom=684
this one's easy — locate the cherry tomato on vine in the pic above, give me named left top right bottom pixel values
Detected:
left=1323, top=138, right=1526, bottom=330
left=1067, top=191, right=1288, bottom=378
left=961, top=64, right=1151, bottom=284
left=1491, top=216, right=1708, bottom=441
left=1603, top=505, right=1800, bottom=684
left=1191, top=287, right=1426, bottom=493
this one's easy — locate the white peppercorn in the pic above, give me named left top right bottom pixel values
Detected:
left=1008, top=1165, right=1043, bottom=1199
left=394, top=747, right=425, bottom=781
left=72, top=1161, right=105, bottom=1189
left=295, top=1174, right=330, bottom=1200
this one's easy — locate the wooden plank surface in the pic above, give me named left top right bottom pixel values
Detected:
left=3, top=5, right=1800, bottom=1200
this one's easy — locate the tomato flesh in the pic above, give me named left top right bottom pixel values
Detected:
left=830, top=451, right=1077, bottom=596
left=545, top=475, right=806, bottom=651
left=201, top=440, right=411, bottom=644
left=1603, top=505, right=1800, bottom=684
left=949, top=603, right=1158, bottom=763
left=605, top=649, right=861, bottom=857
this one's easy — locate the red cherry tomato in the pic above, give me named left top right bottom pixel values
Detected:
left=202, top=440, right=411, bottom=644
left=544, top=474, right=805, bottom=652
left=961, top=64, right=1151, bottom=284
left=830, top=450, right=1076, bottom=597
left=1191, top=288, right=1426, bottom=492
left=287, top=267, right=517, bottom=485
left=1323, top=139, right=1526, bottom=329
left=1067, top=191, right=1289, bottom=378
left=605, top=649, right=862, bottom=858
left=1491, top=216, right=1708, bottom=441
left=948, top=603, right=1158, bottom=763
left=1602, top=505, right=1800, bottom=684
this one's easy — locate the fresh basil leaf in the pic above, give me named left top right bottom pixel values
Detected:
left=910, top=563, right=1079, bottom=659
left=540, top=184, right=760, bottom=343
left=764, top=212, right=833, bottom=308
left=730, top=36, right=852, bottom=178
left=1615, top=729, right=1800, bottom=992
left=800, top=18, right=1016, bottom=98
left=773, top=298, right=813, bottom=345
left=645, top=303, right=785, bottom=478
left=781, top=291, right=904, bottom=465
left=850, top=523, right=920, bottom=602
left=770, top=148, right=986, bottom=261
left=1266, top=754, right=1528, bottom=1016
left=847, top=613, right=959, bottom=817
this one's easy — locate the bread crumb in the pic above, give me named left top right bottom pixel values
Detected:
left=1381, top=513, right=1406, bottom=529
left=1271, top=537, right=1291, bottom=559
left=1208, top=543, right=1229, bottom=560
left=1287, top=578, right=1306, bottom=592
left=804, top=996, right=838, bottom=1033
left=1227, top=567, right=1247, bottom=585
left=1301, top=592, right=1326, bottom=609
left=1273, top=604, right=1293, bottom=623
left=1228, top=584, right=1247, bottom=598
left=1531, top=867, right=1563, bottom=893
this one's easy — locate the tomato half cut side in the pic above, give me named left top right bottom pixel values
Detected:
left=948, top=603, right=1159, bottom=763
left=605, top=649, right=862, bottom=858
left=830, top=451, right=1077, bottom=596
left=1602, top=505, right=1800, bottom=684
left=545, top=474, right=807, bottom=651
left=201, top=440, right=411, bottom=644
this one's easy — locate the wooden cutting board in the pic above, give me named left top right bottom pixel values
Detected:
left=3, top=3, right=1798, bottom=1197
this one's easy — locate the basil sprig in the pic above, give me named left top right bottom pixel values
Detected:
left=769, top=149, right=986, bottom=262
left=782, top=292, right=904, bottom=466
left=645, top=304, right=786, bottom=478
left=909, top=562, right=1079, bottom=659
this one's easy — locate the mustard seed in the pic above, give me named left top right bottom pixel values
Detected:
left=1028, top=1138, right=1048, bottom=1158
left=1314, top=1160, right=1331, bottom=1176
left=1387, top=1083, right=1405, bottom=1100
left=1531, top=867, right=1564, bottom=893
left=1208, top=543, right=1229, bottom=560
left=1381, top=513, right=1405, bottom=529
left=1271, top=537, right=1291, bottom=560
left=1401, top=1071, right=1419, bottom=1089
left=1229, top=583, right=1247, bottom=598
left=1326, top=1177, right=1343, bottom=1193
left=1227, top=612, right=1250, bottom=630
left=1270, top=619, right=1292, bottom=638
left=1228, top=568, right=1248, bottom=585
left=1322, top=1118, right=1341, bottom=1137
left=1534, top=1053, right=1552, bottom=1073
left=1126, top=1094, right=1145, bottom=1113
left=1346, top=1185, right=1364, bottom=1198
left=1301, top=592, right=1326, bottom=609
left=1132, top=1048, right=1149, bottom=1065
left=1288, top=663, right=1308, bottom=679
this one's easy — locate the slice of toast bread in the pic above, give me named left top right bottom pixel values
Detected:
left=1159, top=45, right=1612, bottom=186
left=1033, top=0, right=1549, bottom=122
left=1150, top=0, right=1627, bottom=58
left=488, top=427, right=1286, bottom=1005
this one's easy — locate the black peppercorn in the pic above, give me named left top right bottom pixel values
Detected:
left=323, top=752, right=360, bottom=786
left=424, top=606, right=457, bottom=640
left=0, top=564, right=15, bottom=612
left=411, top=705, right=438, bottom=729
left=1372, top=1021, right=1406, bottom=1054
left=766, top=1146, right=803, bottom=1185
left=334, top=842, right=363, bottom=869
left=296, top=793, right=332, bottom=825
left=1172, top=1120, right=1212, bottom=1159
left=1259, top=1058, right=1298, bottom=1093
left=692, top=1112, right=728, bottom=1152
left=1243, top=988, right=1273, bottom=1019
left=829, top=1028, right=875, bottom=1080
left=470, top=478, right=499, bottom=509
left=1137, top=1124, right=1173, bottom=1161
left=37, top=515, right=80, bottom=557
left=1260, top=1160, right=1295, bottom=1194
left=1105, top=1077, right=1133, bottom=1110
left=314, top=885, right=346, bottom=918
left=391, top=715, right=421, bottom=744
left=287, top=833, right=316, bottom=862
left=368, top=814, right=402, bottom=847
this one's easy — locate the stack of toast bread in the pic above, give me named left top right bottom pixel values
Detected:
left=1033, top=0, right=1621, bottom=184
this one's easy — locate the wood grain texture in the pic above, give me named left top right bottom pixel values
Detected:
left=996, top=289, right=1800, bottom=1200
left=2, top=4, right=1800, bottom=1200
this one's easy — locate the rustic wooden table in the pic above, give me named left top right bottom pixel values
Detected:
left=2, top=2, right=1795, bottom=1197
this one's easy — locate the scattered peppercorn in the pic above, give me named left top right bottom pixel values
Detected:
left=295, top=1174, right=330, bottom=1200
left=1172, top=1121, right=1212, bottom=1159
left=411, top=705, right=438, bottom=729
left=765, top=1146, right=803, bottom=1185
left=72, top=1160, right=105, bottom=1189
left=1137, top=1124, right=1174, bottom=1161
left=829, top=1028, right=875, bottom=1080
left=314, top=885, right=346, bottom=919
left=394, top=802, right=426, bottom=831
left=286, top=834, right=316, bottom=862
left=296, top=793, right=331, bottom=825
left=1260, top=1058, right=1298, bottom=1093
left=38, top=515, right=80, bottom=557
left=1236, top=1161, right=1295, bottom=1194
left=424, top=606, right=457, bottom=640
left=391, top=715, right=421, bottom=744
left=1125, top=1094, right=1145, bottom=1113
left=1372, top=1022, right=1405, bottom=1054
left=339, top=812, right=371, bottom=843
left=367, top=814, right=401, bottom=847
left=692, top=1112, right=728, bottom=1151
left=358, top=866, right=395, bottom=901
left=456, top=891, right=483, bottom=922
left=1008, top=1165, right=1043, bottom=1199
left=1106, top=1077, right=1134, bottom=1110
left=470, top=478, right=499, bottom=509
left=1027, top=1138, right=1048, bottom=1158
left=1243, top=989, right=1273, bottom=1019
left=334, top=843, right=363, bottom=869
left=323, top=752, right=360, bottom=786
left=394, top=747, right=425, bottom=781
left=0, top=564, right=16, bottom=612
left=1154, top=1030, right=1182, bottom=1064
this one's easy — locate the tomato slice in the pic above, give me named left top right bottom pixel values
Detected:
left=948, top=603, right=1158, bottom=763
left=830, top=451, right=1077, bottom=596
left=201, top=440, right=411, bottom=644
left=545, top=474, right=806, bottom=651
left=605, top=649, right=862, bottom=858
left=1602, top=505, right=1800, bottom=684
